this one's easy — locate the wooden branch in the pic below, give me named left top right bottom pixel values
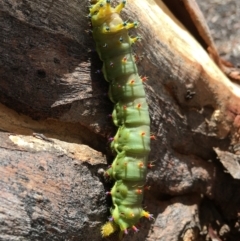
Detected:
left=0, top=131, right=107, bottom=240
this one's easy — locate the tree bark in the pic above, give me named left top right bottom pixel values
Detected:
left=0, top=0, right=240, bottom=240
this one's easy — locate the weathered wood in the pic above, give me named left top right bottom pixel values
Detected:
left=0, top=0, right=240, bottom=240
left=0, top=131, right=107, bottom=241
left=214, top=148, right=240, bottom=179
left=163, top=0, right=240, bottom=81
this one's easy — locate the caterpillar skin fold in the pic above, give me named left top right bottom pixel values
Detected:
left=89, top=0, right=153, bottom=237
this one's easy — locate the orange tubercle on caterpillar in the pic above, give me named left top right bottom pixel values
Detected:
left=138, top=161, right=144, bottom=168
left=150, top=134, right=157, bottom=140
left=147, top=162, right=155, bottom=169
left=129, top=79, right=135, bottom=85
left=141, top=76, right=149, bottom=82
left=122, top=56, right=128, bottom=63
left=140, top=131, right=146, bottom=137
left=136, top=189, right=142, bottom=194
left=134, top=53, right=143, bottom=63
left=136, top=103, right=142, bottom=109
left=144, top=185, right=151, bottom=190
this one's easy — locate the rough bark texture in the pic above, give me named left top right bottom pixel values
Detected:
left=0, top=0, right=240, bottom=241
left=0, top=132, right=107, bottom=241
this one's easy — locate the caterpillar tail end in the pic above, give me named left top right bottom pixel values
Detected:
left=101, top=221, right=118, bottom=237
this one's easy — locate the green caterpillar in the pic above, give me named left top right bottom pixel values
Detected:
left=89, top=0, right=153, bottom=237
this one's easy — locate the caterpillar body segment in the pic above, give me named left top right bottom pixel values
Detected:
left=112, top=99, right=150, bottom=127
left=108, top=73, right=146, bottom=103
left=110, top=180, right=145, bottom=206
left=110, top=125, right=150, bottom=154
left=94, top=31, right=132, bottom=60
left=106, top=152, right=148, bottom=181
left=89, top=0, right=152, bottom=237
